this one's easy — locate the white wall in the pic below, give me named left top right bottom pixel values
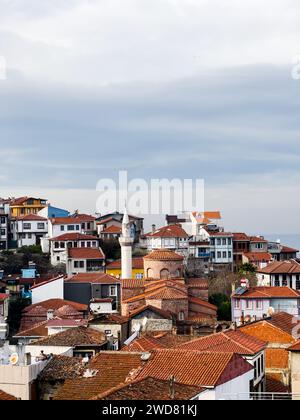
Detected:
left=31, top=276, right=64, bottom=305
left=0, top=361, right=48, bottom=400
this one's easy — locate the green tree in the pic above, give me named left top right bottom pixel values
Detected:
left=99, top=238, right=121, bottom=260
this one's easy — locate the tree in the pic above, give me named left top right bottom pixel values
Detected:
left=208, top=268, right=257, bottom=298
left=209, top=293, right=232, bottom=321
left=99, top=238, right=121, bottom=260
left=238, top=263, right=257, bottom=275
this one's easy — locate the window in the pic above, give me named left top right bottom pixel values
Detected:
left=109, top=286, right=117, bottom=296
left=211, top=238, right=215, bottom=246
left=60, top=242, right=65, bottom=248
left=256, top=300, right=263, bottom=309
left=37, top=223, right=45, bottom=229
left=223, top=251, right=227, bottom=258
left=28, top=234, right=32, bottom=239
left=217, top=238, right=221, bottom=246
left=246, top=300, right=252, bottom=310
left=222, top=238, right=226, bottom=245
left=228, top=251, right=232, bottom=259
left=234, top=300, right=240, bottom=309
left=0, top=229, right=5, bottom=236
left=0, top=217, right=5, bottom=224
left=254, top=361, right=257, bottom=380
left=92, top=242, right=97, bottom=247
left=54, top=242, right=59, bottom=249
left=178, top=312, right=185, bottom=321
left=211, top=252, right=216, bottom=259
left=217, top=251, right=221, bottom=259
left=60, top=225, right=65, bottom=231
left=296, top=278, right=300, bottom=290
left=76, top=225, right=80, bottom=231
left=275, top=279, right=280, bottom=287
left=67, top=225, right=75, bottom=231
left=87, top=242, right=91, bottom=248
left=228, top=238, right=232, bottom=245
left=23, top=223, right=31, bottom=230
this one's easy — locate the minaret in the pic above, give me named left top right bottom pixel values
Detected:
left=119, top=206, right=134, bottom=279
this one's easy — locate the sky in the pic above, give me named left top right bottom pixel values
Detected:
left=0, top=0, right=300, bottom=233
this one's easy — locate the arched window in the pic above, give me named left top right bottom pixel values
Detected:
left=147, top=268, right=154, bottom=278
left=160, top=269, right=170, bottom=279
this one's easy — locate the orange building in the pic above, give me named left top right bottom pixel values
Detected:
left=240, top=312, right=300, bottom=388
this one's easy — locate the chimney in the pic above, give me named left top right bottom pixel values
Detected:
left=47, top=309, right=54, bottom=320
left=169, top=376, right=176, bottom=400
left=152, top=224, right=156, bottom=233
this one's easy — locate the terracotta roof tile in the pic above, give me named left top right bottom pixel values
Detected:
left=31, top=326, right=107, bottom=347
left=233, top=233, right=250, bottom=241
left=127, top=305, right=172, bottom=320
left=66, top=273, right=120, bottom=284
left=136, top=350, right=253, bottom=387
left=177, top=330, right=266, bottom=355
left=121, top=278, right=145, bottom=289
left=233, top=287, right=300, bottom=299
left=15, top=320, right=49, bottom=338
left=243, top=252, right=273, bottom=262
left=0, top=390, right=17, bottom=400
left=281, top=246, right=299, bottom=253
left=188, top=296, right=217, bottom=311
left=23, top=299, right=87, bottom=313
left=259, top=260, right=300, bottom=274
left=68, top=248, right=105, bottom=260
left=287, top=340, right=300, bottom=351
left=144, top=249, right=184, bottom=261
left=54, top=352, right=144, bottom=400
left=50, top=233, right=99, bottom=241
left=16, top=214, right=47, bottom=221
left=38, top=355, right=86, bottom=381
left=93, top=377, right=203, bottom=400
left=51, top=215, right=95, bottom=225
left=101, top=225, right=122, bottom=234
left=146, top=224, right=189, bottom=239
left=122, top=336, right=167, bottom=352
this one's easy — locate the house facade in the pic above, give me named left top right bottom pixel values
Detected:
left=0, top=201, right=9, bottom=250
left=48, top=214, right=96, bottom=238
left=11, top=214, right=48, bottom=247
left=257, top=260, right=300, bottom=290
left=49, top=233, right=100, bottom=266
left=232, top=286, right=300, bottom=324
left=9, top=197, right=48, bottom=218
left=144, top=224, right=190, bottom=257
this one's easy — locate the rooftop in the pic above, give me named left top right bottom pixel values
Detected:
left=51, top=215, right=95, bottom=225
left=258, top=260, right=300, bottom=274
left=23, top=299, right=87, bottom=313
left=92, top=377, right=203, bottom=401
left=0, top=390, right=18, bottom=400
left=233, top=287, right=300, bottom=299
left=146, top=224, right=189, bottom=239
left=54, top=352, right=144, bottom=400
left=38, top=355, right=86, bottom=381
left=50, top=233, right=99, bottom=242
left=177, top=330, right=267, bottom=355
left=65, top=273, right=120, bottom=284
left=144, top=249, right=184, bottom=261
left=31, top=326, right=107, bottom=347
left=68, top=248, right=105, bottom=260
left=107, top=257, right=144, bottom=270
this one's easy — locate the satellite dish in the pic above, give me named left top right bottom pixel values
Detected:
left=10, top=353, right=19, bottom=366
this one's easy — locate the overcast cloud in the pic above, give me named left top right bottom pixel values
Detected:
left=0, top=0, right=300, bottom=233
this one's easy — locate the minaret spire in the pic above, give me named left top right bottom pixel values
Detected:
left=119, top=205, right=134, bottom=279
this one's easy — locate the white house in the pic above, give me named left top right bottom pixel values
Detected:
left=49, top=233, right=100, bottom=266
left=0, top=294, right=9, bottom=339
left=257, top=260, right=300, bottom=290
left=31, top=276, right=65, bottom=305
left=48, top=214, right=96, bottom=238
left=144, top=224, right=190, bottom=257
left=11, top=214, right=48, bottom=247
left=232, top=284, right=300, bottom=325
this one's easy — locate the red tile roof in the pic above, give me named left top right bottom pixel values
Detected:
left=232, top=287, right=300, bottom=299
left=15, top=320, right=49, bottom=338
left=93, top=377, right=203, bottom=400
left=281, top=246, right=299, bottom=253
left=146, top=287, right=187, bottom=301
left=186, top=278, right=208, bottom=289
left=68, top=248, right=105, bottom=260
left=121, top=278, right=145, bottom=288
left=204, top=228, right=233, bottom=237
left=243, top=252, right=272, bottom=262
left=101, top=225, right=122, bottom=234
left=192, top=211, right=222, bottom=220
left=16, top=214, right=47, bottom=221
left=250, top=236, right=268, bottom=243
left=46, top=319, right=88, bottom=328
left=66, top=273, right=120, bottom=284
left=107, top=257, right=144, bottom=270
left=38, top=355, right=86, bottom=381
left=31, top=326, right=107, bottom=347
left=268, top=312, right=300, bottom=336
left=51, top=215, right=95, bottom=225
left=259, top=260, right=300, bottom=274
left=136, top=350, right=253, bottom=387
left=54, top=352, right=144, bottom=400
left=122, top=336, right=167, bottom=352
left=127, top=305, right=172, bottom=320
left=266, top=377, right=290, bottom=393
left=146, top=224, right=189, bottom=239
left=50, top=233, right=99, bottom=241
left=144, top=249, right=184, bottom=261
left=287, top=340, right=300, bottom=351
left=233, top=233, right=250, bottom=241
left=0, top=390, right=17, bottom=400
left=23, top=299, right=87, bottom=313
left=188, top=296, right=217, bottom=311
left=30, top=276, right=63, bottom=290
left=177, top=330, right=266, bottom=355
